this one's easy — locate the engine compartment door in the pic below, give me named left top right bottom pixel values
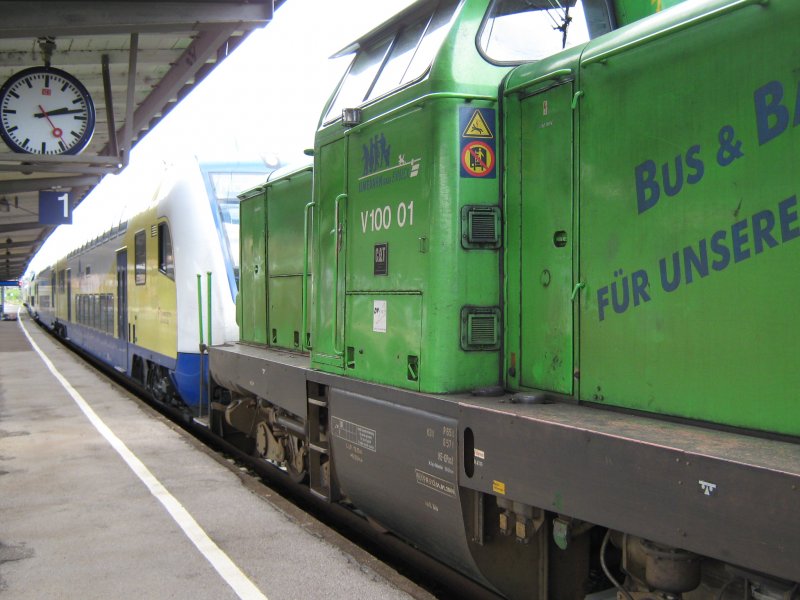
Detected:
left=512, top=82, right=575, bottom=394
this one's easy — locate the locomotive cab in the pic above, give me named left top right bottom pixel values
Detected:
left=310, top=0, right=618, bottom=394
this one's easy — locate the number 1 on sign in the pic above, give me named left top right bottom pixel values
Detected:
left=58, top=193, right=69, bottom=218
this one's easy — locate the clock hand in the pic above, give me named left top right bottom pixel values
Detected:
left=38, top=105, right=64, bottom=141
left=34, top=107, right=84, bottom=118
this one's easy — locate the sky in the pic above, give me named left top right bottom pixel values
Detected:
left=28, top=0, right=415, bottom=275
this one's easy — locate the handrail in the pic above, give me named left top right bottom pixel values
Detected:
left=206, top=271, right=212, bottom=347
left=583, top=0, right=768, bottom=67
left=332, top=193, right=347, bottom=356
left=301, top=200, right=315, bottom=351
left=504, top=68, right=573, bottom=96
left=197, top=273, right=205, bottom=420
left=196, top=274, right=204, bottom=349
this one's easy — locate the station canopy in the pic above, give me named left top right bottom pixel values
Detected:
left=0, top=0, right=281, bottom=284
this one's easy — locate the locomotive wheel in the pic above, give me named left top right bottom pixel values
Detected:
left=212, top=408, right=255, bottom=454
left=210, top=408, right=226, bottom=437
left=284, top=434, right=308, bottom=483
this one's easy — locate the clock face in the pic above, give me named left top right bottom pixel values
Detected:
left=0, top=67, right=96, bottom=155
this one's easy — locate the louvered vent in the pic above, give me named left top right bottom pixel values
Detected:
left=471, top=212, right=496, bottom=241
left=469, top=314, right=497, bottom=345
left=461, top=205, right=501, bottom=249
left=460, top=306, right=501, bottom=351
left=150, top=224, right=158, bottom=237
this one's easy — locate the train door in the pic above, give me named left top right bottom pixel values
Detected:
left=239, top=190, right=268, bottom=344
left=512, top=82, right=574, bottom=394
left=311, top=139, right=347, bottom=372
left=116, top=249, right=128, bottom=370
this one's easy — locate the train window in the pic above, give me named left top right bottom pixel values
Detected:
left=134, top=230, right=146, bottom=285
left=325, top=0, right=459, bottom=123
left=325, top=35, right=393, bottom=123
left=403, top=1, right=458, bottom=83
left=106, top=294, right=114, bottom=333
left=206, top=170, right=271, bottom=287
left=370, top=0, right=458, bottom=100
left=208, top=172, right=267, bottom=211
left=479, top=0, right=610, bottom=63
left=369, top=17, right=429, bottom=100
left=99, top=294, right=107, bottom=332
left=58, top=270, right=65, bottom=293
left=158, top=222, right=174, bottom=280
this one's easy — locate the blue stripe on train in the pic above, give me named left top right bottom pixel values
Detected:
left=172, top=352, right=209, bottom=410
left=58, top=319, right=209, bottom=411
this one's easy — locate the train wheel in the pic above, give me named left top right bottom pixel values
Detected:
left=284, top=434, right=308, bottom=483
left=210, top=408, right=226, bottom=437
left=146, top=364, right=175, bottom=407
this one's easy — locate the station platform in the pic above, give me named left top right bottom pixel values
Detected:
left=0, top=310, right=432, bottom=600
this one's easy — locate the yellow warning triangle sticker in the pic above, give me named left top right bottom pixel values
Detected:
left=463, top=110, right=493, bottom=139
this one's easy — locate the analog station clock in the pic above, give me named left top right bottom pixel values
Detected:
left=0, top=66, right=96, bottom=155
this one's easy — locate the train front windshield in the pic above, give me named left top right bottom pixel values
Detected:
left=479, top=0, right=614, bottom=63
left=207, top=171, right=273, bottom=296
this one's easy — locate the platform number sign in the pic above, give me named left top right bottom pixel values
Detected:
left=39, top=191, right=72, bottom=224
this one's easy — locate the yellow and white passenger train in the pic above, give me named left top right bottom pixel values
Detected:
left=27, top=158, right=277, bottom=415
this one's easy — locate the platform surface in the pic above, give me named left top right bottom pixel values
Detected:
left=0, top=310, right=431, bottom=599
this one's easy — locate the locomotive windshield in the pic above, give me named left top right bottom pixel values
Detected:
left=324, top=0, right=459, bottom=123
left=479, top=0, right=613, bottom=63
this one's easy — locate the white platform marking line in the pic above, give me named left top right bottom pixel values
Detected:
left=19, top=316, right=268, bottom=600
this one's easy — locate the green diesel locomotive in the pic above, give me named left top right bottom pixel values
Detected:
left=210, top=0, right=800, bottom=597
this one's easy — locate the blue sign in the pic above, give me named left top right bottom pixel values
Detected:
left=39, top=191, right=72, bottom=225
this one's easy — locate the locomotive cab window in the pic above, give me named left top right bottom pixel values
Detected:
left=479, top=0, right=613, bottom=63
left=134, top=229, right=146, bottom=285
left=158, top=222, right=174, bottom=280
left=325, top=35, right=392, bottom=124
left=324, top=0, right=459, bottom=123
